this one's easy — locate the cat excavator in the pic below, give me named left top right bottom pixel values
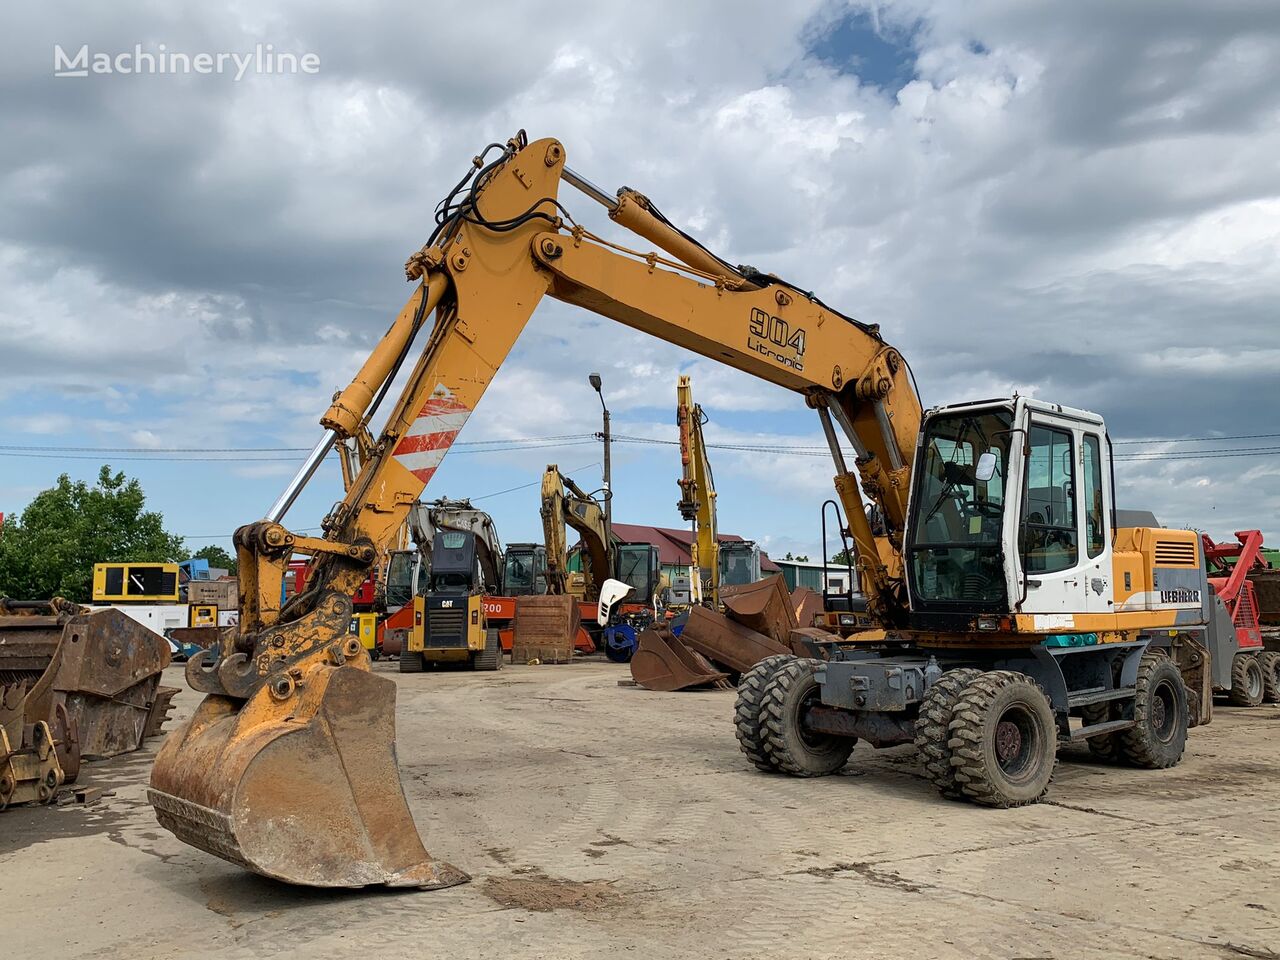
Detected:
left=149, top=131, right=1216, bottom=890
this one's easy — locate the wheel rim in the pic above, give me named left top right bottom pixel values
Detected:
left=796, top=684, right=832, bottom=748
left=1247, top=664, right=1262, bottom=700
left=993, top=702, right=1040, bottom=782
left=1151, top=679, right=1177, bottom=743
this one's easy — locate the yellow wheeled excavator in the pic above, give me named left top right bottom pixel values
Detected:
left=676, top=375, right=718, bottom=606
left=675, top=375, right=762, bottom=607
left=150, top=130, right=1217, bottom=889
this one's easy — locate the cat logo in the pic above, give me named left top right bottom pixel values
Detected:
left=747, top=307, right=806, bottom=371
left=440, top=600, right=454, bottom=608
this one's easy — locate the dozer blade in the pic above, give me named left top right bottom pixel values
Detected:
left=148, top=661, right=468, bottom=890
left=630, top=628, right=728, bottom=692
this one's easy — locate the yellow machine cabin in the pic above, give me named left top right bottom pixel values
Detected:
left=92, top=563, right=180, bottom=604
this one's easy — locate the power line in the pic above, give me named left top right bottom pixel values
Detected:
left=1112, top=432, right=1280, bottom=446
left=173, top=462, right=601, bottom=539
left=471, top=461, right=601, bottom=502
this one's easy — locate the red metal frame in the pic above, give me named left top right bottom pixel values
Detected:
left=1201, top=530, right=1266, bottom=651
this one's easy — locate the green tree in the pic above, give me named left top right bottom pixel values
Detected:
left=191, top=543, right=237, bottom=575
left=0, top=466, right=185, bottom=601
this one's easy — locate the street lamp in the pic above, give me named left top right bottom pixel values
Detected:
left=589, top=373, right=612, bottom=534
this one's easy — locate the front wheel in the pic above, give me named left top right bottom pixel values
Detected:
left=948, top=671, right=1056, bottom=808
left=759, top=658, right=854, bottom=777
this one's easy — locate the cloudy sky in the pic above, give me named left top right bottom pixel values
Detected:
left=2, top=1, right=1278, bottom=563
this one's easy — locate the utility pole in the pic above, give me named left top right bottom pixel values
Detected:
left=589, top=373, right=612, bottom=536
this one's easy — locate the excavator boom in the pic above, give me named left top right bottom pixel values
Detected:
left=149, top=132, right=921, bottom=888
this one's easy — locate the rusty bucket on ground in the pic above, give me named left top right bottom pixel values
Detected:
left=719, top=575, right=797, bottom=646
left=0, top=599, right=173, bottom=809
left=148, top=622, right=469, bottom=889
left=629, top=627, right=729, bottom=691
left=679, top=605, right=790, bottom=675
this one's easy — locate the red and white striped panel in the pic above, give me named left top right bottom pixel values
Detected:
left=392, top=385, right=472, bottom=485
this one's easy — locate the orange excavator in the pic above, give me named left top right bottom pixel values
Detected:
left=150, top=131, right=1216, bottom=889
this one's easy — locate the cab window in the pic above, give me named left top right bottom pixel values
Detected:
left=1082, top=434, right=1105, bottom=558
left=1022, top=425, right=1077, bottom=573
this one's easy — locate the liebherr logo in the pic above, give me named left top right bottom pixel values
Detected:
left=747, top=307, right=806, bottom=371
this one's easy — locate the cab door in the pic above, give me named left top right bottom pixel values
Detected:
left=1016, top=413, right=1086, bottom=617
left=1077, top=430, right=1113, bottom=615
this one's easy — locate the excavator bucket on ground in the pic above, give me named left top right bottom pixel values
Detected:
left=0, top=599, right=173, bottom=809
left=149, top=652, right=468, bottom=889
left=680, top=605, right=790, bottom=676
left=629, top=627, right=729, bottom=691
left=719, top=575, right=797, bottom=647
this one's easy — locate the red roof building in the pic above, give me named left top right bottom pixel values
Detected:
left=608, top=522, right=779, bottom=573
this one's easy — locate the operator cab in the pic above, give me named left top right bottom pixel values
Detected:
left=615, top=543, right=661, bottom=608
left=904, top=397, right=1113, bottom=631
left=719, top=541, right=762, bottom=587
left=501, top=543, right=548, bottom=596
left=429, top=530, right=479, bottom=596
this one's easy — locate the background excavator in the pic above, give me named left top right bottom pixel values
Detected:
left=149, top=131, right=1222, bottom=890
left=384, top=499, right=505, bottom=672
left=675, top=374, right=762, bottom=608
left=540, top=464, right=659, bottom=659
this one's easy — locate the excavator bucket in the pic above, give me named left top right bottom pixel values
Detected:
left=149, top=659, right=468, bottom=889
left=719, top=575, right=797, bottom=647
left=680, top=605, right=790, bottom=675
left=0, top=599, right=172, bottom=809
left=630, top=627, right=728, bottom=691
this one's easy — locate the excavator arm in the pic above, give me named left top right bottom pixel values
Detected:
left=149, top=131, right=922, bottom=890
left=541, top=464, right=612, bottom=601
left=677, top=375, right=719, bottom=605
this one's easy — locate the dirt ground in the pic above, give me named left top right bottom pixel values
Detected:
left=3, top=658, right=1279, bottom=960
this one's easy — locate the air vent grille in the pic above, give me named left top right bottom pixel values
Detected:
left=1153, top=540, right=1197, bottom=567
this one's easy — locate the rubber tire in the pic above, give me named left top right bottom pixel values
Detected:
left=398, top=645, right=424, bottom=673
left=1118, top=652, right=1188, bottom=769
left=1229, top=653, right=1264, bottom=707
left=948, top=671, right=1057, bottom=808
left=760, top=658, right=854, bottom=777
left=1261, top=651, right=1280, bottom=704
left=734, top=654, right=797, bottom=773
left=1079, top=702, right=1122, bottom=762
left=473, top=628, right=503, bottom=671
left=914, top=668, right=982, bottom=799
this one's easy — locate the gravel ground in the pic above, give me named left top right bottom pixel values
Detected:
left=3, top=658, right=1278, bottom=959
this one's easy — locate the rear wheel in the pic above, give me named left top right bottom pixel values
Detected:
left=1079, top=702, right=1122, bottom=762
left=734, top=654, right=796, bottom=773
left=1118, top=652, right=1188, bottom=768
left=398, top=644, right=424, bottom=673
left=1229, top=653, right=1264, bottom=707
left=914, top=668, right=981, bottom=799
left=473, top=628, right=503, bottom=671
left=1261, top=652, right=1280, bottom=704
left=760, top=658, right=854, bottom=777
left=948, top=671, right=1056, bottom=808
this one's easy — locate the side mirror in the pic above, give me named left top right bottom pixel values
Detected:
left=975, top=451, right=998, bottom=482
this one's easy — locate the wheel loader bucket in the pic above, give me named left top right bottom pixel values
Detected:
left=630, top=627, right=728, bottom=692
left=148, top=660, right=468, bottom=890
